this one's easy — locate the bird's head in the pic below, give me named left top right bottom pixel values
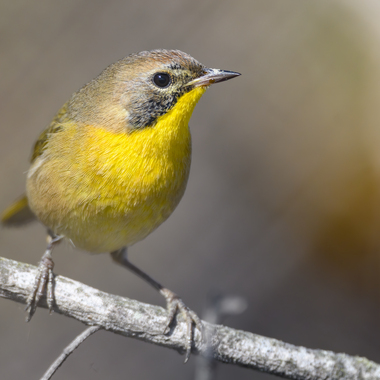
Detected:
left=68, top=49, right=240, bottom=132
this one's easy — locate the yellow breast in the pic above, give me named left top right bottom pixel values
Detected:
left=27, top=86, right=206, bottom=253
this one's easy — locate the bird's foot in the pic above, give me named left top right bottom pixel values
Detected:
left=25, top=235, right=62, bottom=322
left=25, top=251, right=55, bottom=321
left=160, top=288, right=204, bottom=362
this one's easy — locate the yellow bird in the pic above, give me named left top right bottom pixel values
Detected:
left=1, top=49, right=240, bottom=360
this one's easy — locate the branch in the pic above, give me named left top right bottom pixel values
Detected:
left=0, top=256, right=379, bottom=380
left=40, top=325, right=101, bottom=380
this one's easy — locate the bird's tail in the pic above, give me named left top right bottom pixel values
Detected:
left=1, top=195, right=36, bottom=226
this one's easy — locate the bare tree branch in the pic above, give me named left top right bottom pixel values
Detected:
left=40, top=325, right=101, bottom=380
left=1, top=256, right=379, bottom=380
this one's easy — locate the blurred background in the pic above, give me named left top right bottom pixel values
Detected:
left=2, top=0, right=380, bottom=379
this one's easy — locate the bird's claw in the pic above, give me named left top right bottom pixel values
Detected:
left=25, top=250, right=55, bottom=322
left=160, top=288, right=203, bottom=362
left=25, top=234, right=62, bottom=321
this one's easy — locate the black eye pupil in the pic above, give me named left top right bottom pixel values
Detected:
left=153, top=73, right=171, bottom=88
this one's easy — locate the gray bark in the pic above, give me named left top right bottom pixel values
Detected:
left=0, top=256, right=379, bottom=380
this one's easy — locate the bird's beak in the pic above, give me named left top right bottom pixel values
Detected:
left=188, top=68, right=241, bottom=87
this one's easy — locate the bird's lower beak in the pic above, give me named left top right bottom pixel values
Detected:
left=188, top=68, right=241, bottom=87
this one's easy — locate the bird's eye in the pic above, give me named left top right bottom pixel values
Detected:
left=153, top=73, right=171, bottom=88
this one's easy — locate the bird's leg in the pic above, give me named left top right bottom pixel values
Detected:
left=25, top=231, right=63, bottom=322
left=110, top=247, right=203, bottom=362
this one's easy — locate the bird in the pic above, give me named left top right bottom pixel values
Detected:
left=1, top=49, right=240, bottom=360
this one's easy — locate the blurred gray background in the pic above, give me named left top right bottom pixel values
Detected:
left=2, top=0, right=380, bottom=379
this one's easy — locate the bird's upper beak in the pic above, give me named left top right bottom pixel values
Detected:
left=188, top=68, right=241, bottom=87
